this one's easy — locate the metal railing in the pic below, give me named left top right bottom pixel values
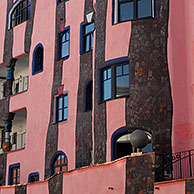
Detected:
left=0, top=76, right=28, bottom=100
left=0, top=132, right=26, bottom=153
left=159, top=149, right=194, bottom=180
left=12, top=76, right=28, bottom=95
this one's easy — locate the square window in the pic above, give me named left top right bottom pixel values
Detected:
left=113, top=0, right=155, bottom=24
left=59, top=27, right=70, bottom=60
left=101, top=60, right=130, bottom=102
left=56, top=94, right=68, bottom=122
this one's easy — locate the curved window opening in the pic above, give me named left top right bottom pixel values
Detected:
left=111, top=127, right=152, bottom=160
left=8, top=0, right=31, bottom=29
left=51, top=152, right=68, bottom=175
left=32, top=43, right=44, bottom=75
left=84, top=79, right=93, bottom=112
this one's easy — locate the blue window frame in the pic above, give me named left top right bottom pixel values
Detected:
left=28, top=172, right=39, bottom=183
left=56, top=0, right=69, bottom=4
left=80, top=22, right=94, bottom=54
left=84, top=79, right=93, bottom=112
left=100, top=58, right=130, bottom=102
left=8, top=163, right=20, bottom=185
left=8, top=0, right=31, bottom=29
left=56, top=94, right=68, bottom=122
left=50, top=151, right=68, bottom=175
left=113, top=0, right=155, bottom=24
left=32, top=43, right=44, bottom=75
left=58, top=27, right=70, bottom=60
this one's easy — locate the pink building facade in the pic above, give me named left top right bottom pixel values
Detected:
left=0, top=0, right=193, bottom=193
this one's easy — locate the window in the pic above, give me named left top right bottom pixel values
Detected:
left=56, top=94, right=68, bottom=122
left=8, top=0, right=31, bottom=29
left=58, top=27, right=70, bottom=60
left=84, top=79, right=93, bottom=112
left=32, top=43, right=44, bottom=75
left=100, top=59, right=130, bottom=102
left=51, top=152, right=68, bottom=175
left=8, top=163, right=20, bottom=185
left=57, top=0, right=69, bottom=4
left=113, top=0, right=155, bottom=24
left=28, top=172, right=39, bottom=183
left=80, top=22, right=94, bottom=54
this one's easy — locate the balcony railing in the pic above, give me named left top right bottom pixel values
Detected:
left=0, top=76, right=28, bottom=100
left=157, top=148, right=194, bottom=181
left=0, top=132, right=26, bottom=153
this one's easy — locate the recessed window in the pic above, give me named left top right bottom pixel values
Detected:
left=56, top=94, right=68, bottom=122
left=51, top=152, right=68, bottom=175
left=8, top=163, right=20, bottom=185
left=113, top=0, right=155, bottom=24
left=84, top=79, right=93, bottom=112
left=32, top=43, right=44, bottom=75
left=8, top=0, right=31, bottom=29
left=28, top=172, right=39, bottom=183
left=58, top=27, right=70, bottom=60
left=80, top=22, right=94, bottom=54
left=101, top=60, right=130, bottom=102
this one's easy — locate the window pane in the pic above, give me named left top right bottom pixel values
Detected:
left=64, top=96, right=68, bottom=107
left=85, top=35, right=90, bottom=52
left=116, top=66, right=122, bottom=76
left=116, top=75, right=129, bottom=97
left=91, top=34, right=93, bottom=49
left=55, top=167, right=60, bottom=173
left=17, top=177, right=20, bottom=184
left=137, top=0, right=152, bottom=18
left=85, top=23, right=94, bottom=34
left=61, top=41, right=69, bottom=58
left=103, top=79, right=111, bottom=100
left=66, top=31, right=70, bottom=40
left=58, top=97, right=63, bottom=109
left=58, top=110, right=63, bottom=121
left=62, top=165, right=67, bottom=171
left=107, top=68, right=111, bottom=79
left=63, top=108, right=68, bottom=120
left=103, top=70, right=107, bottom=80
left=119, top=1, right=134, bottom=22
left=62, top=33, right=66, bottom=42
left=123, top=64, right=129, bottom=75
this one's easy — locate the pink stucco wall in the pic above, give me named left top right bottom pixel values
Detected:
left=168, top=0, right=194, bottom=152
left=8, top=0, right=56, bottom=184
left=154, top=180, right=185, bottom=194
left=58, top=0, right=85, bottom=171
left=0, top=0, right=7, bottom=65
left=63, top=158, right=126, bottom=194
left=0, top=186, right=15, bottom=194
left=13, top=22, right=26, bottom=59
left=27, top=181, right=49, bottom=194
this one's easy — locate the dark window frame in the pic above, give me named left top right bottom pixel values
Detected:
left=100, top=58, right=130, bottom=102
left=84, top=79, right=93, bottom=112
left=50, top=151, right=68, bottom=176
left=113, top=0, right=155, bottom=24
left=9, top=0, right=31, bottom=29
left=58, top=26, right=70, bottom=61
left=8, top=163, right=20, bottom=185
left=32, top=43, right=44, bottom=75
left=56, top=94, right=68, bottom=123
left=28, top=172, right=39, bottom=183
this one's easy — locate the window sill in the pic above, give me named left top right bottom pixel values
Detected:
left=32, top=69, right=43, bottom=76
left=99, top=94, right=129, bottom=104
left=58, top=55, right=70, bottom=62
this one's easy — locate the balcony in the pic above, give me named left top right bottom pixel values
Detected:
left=0, top=56, right=29, bottom=100
left=0, top=109, right=27, bottom=153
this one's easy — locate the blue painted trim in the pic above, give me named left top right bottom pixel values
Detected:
left=57, top=26, right=70, bottom=61
left=28, top=172, right=39, bottom=183
left=80, top=22, right=84, bottom=55
left=8, top=163, right=20, bottom=185
left=98, top=56, right=130, bottom=103
left=7, top=0, right=32, bottom=30
left=153, top=0, right=156, bottom=17
left=6, top=71, right=14, bottom=81
left=50, top=150, right=68, bottom=176
left=112, top=0, right=115, bottom=25
left=84, top=79, right=92, bottom=112
left=57, top=0, right=69, bottom=4
left=111, top=126, right=128, bottom=161
left=32, top=43, right=44, bottom=75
